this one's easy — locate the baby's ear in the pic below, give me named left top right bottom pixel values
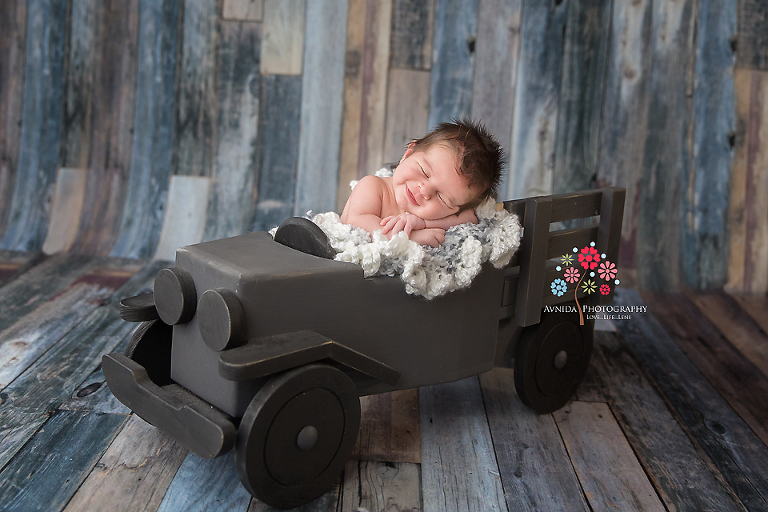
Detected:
left=400, top=141, right=417, bottom=163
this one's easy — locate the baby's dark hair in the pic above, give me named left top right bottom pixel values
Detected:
left=411, top=118, right=505, bottom=209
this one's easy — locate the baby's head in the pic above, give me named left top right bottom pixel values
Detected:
left=409, top=118, right=504, bottom=210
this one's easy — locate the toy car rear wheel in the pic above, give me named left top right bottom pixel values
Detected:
left=235, top=363, right=360, bottom=509
left=514, top=309, right=593, bottom=414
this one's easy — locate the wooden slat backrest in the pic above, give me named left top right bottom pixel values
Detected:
left=503, top=187, right=626, bottom=327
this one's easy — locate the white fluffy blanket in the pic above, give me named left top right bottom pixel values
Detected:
left=304, top=198, right=522, bottom=299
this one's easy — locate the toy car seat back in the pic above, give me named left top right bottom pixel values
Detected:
left=273, top=217, right=336, bottom=259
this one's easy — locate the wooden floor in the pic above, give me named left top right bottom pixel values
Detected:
left=1, top=252, right=767, bottom=512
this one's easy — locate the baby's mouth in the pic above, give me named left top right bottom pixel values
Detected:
left=406, top=186, right=419, bottom=206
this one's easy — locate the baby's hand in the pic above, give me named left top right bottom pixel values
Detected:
left=410, top=228, right=445, bottom=247
left=380, top=212, right=426, bottom=236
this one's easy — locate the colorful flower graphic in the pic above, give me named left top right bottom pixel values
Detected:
left=581, top=279, right=597, bottom=294
left=600, top=284, right=611, bottom=295
left=564, top=267, right=580, bottom=283
left=560, top=253, right=574, bottom=266
left=551, top=279, right=567, bottom=297
left=578, top=245, right=601, bottom=270
left=598, top=261, right=617, bottom=281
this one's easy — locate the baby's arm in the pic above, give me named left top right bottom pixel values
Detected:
left=424, top=208, right=478, bottom=230
left=340, top=176, right=389, bottom=234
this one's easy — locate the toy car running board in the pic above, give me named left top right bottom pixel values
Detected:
left=102, top=352, right=236, bottom=459
left=218, top=330, right=401, bottom=387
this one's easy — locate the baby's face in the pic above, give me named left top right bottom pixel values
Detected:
left=392, top=144, right=478, bottom=220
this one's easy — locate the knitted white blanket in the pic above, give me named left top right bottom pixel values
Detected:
left=306, top=198, right=522, bottom=299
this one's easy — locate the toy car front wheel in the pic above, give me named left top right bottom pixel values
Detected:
left=514, top=309, right=593, bottom=413
left=124, top=319, right=173, bottom=387
left=235, top=363, right=361, bottom=509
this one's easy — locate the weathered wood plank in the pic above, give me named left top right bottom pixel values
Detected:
left=471, top=0, right=521, bottom=194
left=390, top=0, right=434, bottom=70
left=260, top=0, right=305, bottom=75
left=70, top=0, right=140, bottom=256
left=222, top=0, right=263, bottom=21
left=0, top=411, right=48, bottom=471
left=340, top=460, right=420, bottom=512
left=157, top=452, right=253, bottom=512
left=552, top=0, right=611, bottom=195
left=727, top=69, right=768, bottom=293
left=0, top=0, right=67, bottom=252
left=0, top=281, right=123, bottom=391
left=352, top=389, right=420, bottom=463
left=336, top=0, right=366, bottom=212
left=731, top=293, right=768, bottom=335
left=613, top=289, right=768, bottom=511
left=294, top=0, right=348, bottom=216
left=427, top=0, right=477, bottom=129
left=111, top=0, right=181, bottom=259
left=204, top=20, right=261, bottom=241
left=0, top=253, right=97, bottom=332
left=420, top=377, right=506, bottom=512
left=505, top=0, right=567, bottom=199
left=0, top=250, right=35, bottom=287
left=153, top=175, right=211, bottom=260
left=60, top=0, right=98, bottom=171
left=591, top=329, right=747, bottom=512
left=0, top=411, right=128, bottom=511
left=682, top=0, right=736, bottom=289
left=174, top=0, right=217, bottom=178
left=0, top=0, right=27, bottom=238
left=553, top=401, right=665, bottom=512
left=247, top=484, right=339, bottom=511
left=685, top=290, right=768, bottom=381
left=382, top=68, right=430, bottom=164
left=635, top=0, right=695, bottom=291
left=64, top=415, right=188, bottom=512
left=478, top=368, right=589, bottom=512
left=0, top=260, right=161, bottom=414
left=251, top=74, right=302, bottom=232
left=41, top=167, right=88, bottom=254
left=595, top=0, right=652, bottom=269
left=356, top=0, right=392, bottom=180
left=642, top=291, right=768, bottom=447
left=737, top=0, right=768, bottom=70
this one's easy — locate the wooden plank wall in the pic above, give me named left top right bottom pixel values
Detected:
left=0, top=0, right=764, bottom=292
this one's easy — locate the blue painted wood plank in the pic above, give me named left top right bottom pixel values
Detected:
left=111, top=0, right=180, bottom=259
left=553, top=0, right=612, bottom=195
left=0, top=0, right=28, bottom=239
left=174, top=0, right=217, bottom=177
left=427, top=0, right=478, bottom=130
left=293, top=0, right=348, bottom=216
left=471, top=0, right=521, bottom=200
left=683, top=0, right=736, bottom=289
left=157, top=452, right=252, bottom=512
left=390, top=0, right=434, bottom=70
left=420, top=377, right=506, bottom=511
left=203, top=20, right=261, bottom=241
left=595, top=0, right=652, bottom=269
left=252, top=74, right=302, bottom=232
left=635, top=0, right=696, bottom=292
left=0, top=0, right=67, bottom=252
left=0, top=411, right=128, bottom=511
left=69, top=0, right=141, bottom=256
left=505, top=0, right=568, bottom=199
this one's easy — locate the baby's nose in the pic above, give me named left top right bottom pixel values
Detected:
left=420, top=183, right=432, bottom=199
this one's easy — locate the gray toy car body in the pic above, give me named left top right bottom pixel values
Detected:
left=103, top=187, right=625, bottom=509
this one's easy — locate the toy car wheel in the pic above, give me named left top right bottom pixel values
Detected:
left=235, top=363, right=360, bottom=509
left=514, top=309, right=593, bottom=414
left=124, top=319, right=173, bottom=386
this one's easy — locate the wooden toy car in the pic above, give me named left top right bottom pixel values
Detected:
left=103, top=187, right=625, bottom=509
